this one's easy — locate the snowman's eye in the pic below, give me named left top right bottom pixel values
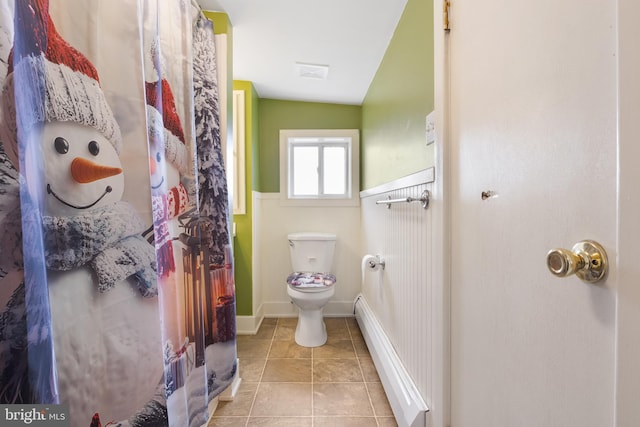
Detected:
left=88, top=141, right=100, bottom=156
left=54, top=137, right=69, bottom=154
left=156, top=152, right=161, bottom=162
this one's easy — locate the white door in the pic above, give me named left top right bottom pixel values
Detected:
left=448, top=0, right=622, bottom=425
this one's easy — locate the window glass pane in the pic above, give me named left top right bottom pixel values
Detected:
left=292, top=146, right=318, bottom=196
left=323, top=146, right=346, bottom=195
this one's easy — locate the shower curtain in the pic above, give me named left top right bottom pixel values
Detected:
left=0, top=0, right=237, bottom=426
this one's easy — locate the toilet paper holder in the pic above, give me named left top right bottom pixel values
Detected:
left=365, top=254, right=385, bottom=271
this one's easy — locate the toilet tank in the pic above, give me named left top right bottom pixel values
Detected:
left=288, top=232, right=336, bottom=273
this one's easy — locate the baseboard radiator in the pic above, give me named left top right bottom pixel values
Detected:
left=354, top=295, right=428, bottom=427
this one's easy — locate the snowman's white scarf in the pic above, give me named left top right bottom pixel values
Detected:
left=42, top=201, right=158, bottom=297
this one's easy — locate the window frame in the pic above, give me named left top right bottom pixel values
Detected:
left=279, top=129, right=360, bottom=207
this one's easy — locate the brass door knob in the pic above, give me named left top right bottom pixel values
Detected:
left=546, top=240, right=608, bottom=283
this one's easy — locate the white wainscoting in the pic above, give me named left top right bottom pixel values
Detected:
left=355, top=295, right=428, bottom=427
left=252, top=192, right=361, bottom=319
left=360, top=168, right=434, bottom=419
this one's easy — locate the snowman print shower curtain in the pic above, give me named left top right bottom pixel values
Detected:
left=0, top=1, right=237, bottom=426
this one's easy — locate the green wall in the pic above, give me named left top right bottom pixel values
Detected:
left=203, top=11, right=229, bottom=34
left=257, top=99, right=362, bottom=192
left=204, top=12, right=257, bottom=315
left=361, top=0, right=434, bottom=189
left=232, top=81, right=258, bottom=316
left=220, top=0, right=434, bottom=316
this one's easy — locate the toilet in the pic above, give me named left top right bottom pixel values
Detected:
left=286, top=232, right=337, bottom=347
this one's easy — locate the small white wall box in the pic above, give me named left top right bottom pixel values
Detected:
left=426, top=111, right=435, bottom=145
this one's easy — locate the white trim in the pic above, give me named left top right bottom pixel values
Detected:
left=207, top=360, right=242, bottom=422
left=354, top=295, right=429, bottom=427
left=219, top=361, right=242, bottom=401
left=251, top=192, right=260, bottom=320
left=431, top=0, right=451, bottom=425
left=253, top=191, right=279, bottom=200
left=263, top=301, right=298, bottom=317
left=236, top=302, right=264, bottom=335
left=279, top=129, right=360, bottom=207
left=319, top=301, right=355, bottom=316
left=235, top=314, right=264, bottom=335
left=261, top=300, right=355, bottom=318
left=235, top=316, right=258, bottom=335
left=232, top=90, right=246, bottom=215
left=359, top=168, right=435, bottom=198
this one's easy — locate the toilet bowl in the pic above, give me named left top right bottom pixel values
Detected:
left=286, top=233, right=337, bottom=347
left=287, top=284, right=335, bottom=347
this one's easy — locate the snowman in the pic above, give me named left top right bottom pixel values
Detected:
left=0, top=0, right=166, bottom=425
left=144, top=39, right=192, bottom=367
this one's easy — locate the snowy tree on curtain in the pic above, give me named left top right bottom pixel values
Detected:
left=192, top=13, right=231, bottom=267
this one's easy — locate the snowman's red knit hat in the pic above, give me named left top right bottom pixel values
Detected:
left=145, top=78, right=189, bottom=175
left=0, top=0, right=121, bottom=167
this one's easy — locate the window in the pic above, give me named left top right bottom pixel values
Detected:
left=280, top=129, right=359, bottom=206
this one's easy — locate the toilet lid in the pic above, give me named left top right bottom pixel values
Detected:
left=287, top=272, right=336, bottom=289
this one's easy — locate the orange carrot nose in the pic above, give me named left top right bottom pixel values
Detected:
left=70, top=157, right=122, bottom=184
left=149, top=156, right=157, bottom=175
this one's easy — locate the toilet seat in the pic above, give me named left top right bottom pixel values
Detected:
left=287, top=272, right=336, bottom=292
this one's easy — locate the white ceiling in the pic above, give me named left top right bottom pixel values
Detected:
left=197, top=0, right=409, bottom=105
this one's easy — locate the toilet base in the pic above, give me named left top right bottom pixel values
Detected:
left=294, top=308, right=327, bottom=347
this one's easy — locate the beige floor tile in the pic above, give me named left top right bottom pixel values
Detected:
left=366, top=382, right=394, bottom=416
left=261, top=358, right=311, bottom=382
left=213, top=382, right=258, bottom=416
left=349, top=327, right=364, bottom=341
left=328, top=329, right=352, bottom=340
left=207, top=416, right=248, bottom=426
left=313, top=383, right=374, bottom=416
left=277, top=317, right=298, bottom=326
left=240, top=358, right=266, bottom=382
left=251, top=383, right=312, bottom=416
left=352, top=336, right=370, bottom=357
left=237, top=338, right=271, bottom=359
left=273, top=323, right=296, bottom=341
left=345, top=317, right=358, bottom=328
left=268, top=340, right=311, bottom=359
left=253, top=323, right=276, bottom=340
left=214, top=318, right=392, bottom=424
left=358, top=357, right=380, bottom=382
left=377, top=416, right=399, bottom=426
left=313, top=339, right=356, bottom=359
left=247, top=416, right=313, bottom=426
left=314, top=416, right=378, bottom=427
left=313, top=358, right=363, bottom=383
left=324, top=317, right=347, bottom=329
left=325, top=318, right=351, bottom=340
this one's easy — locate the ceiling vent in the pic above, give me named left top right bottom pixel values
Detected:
left=295, top=62, right=329, bottom=80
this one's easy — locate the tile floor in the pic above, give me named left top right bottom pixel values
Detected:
left=208, top=317, right=398, bottom=426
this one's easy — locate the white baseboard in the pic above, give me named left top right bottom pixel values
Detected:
left=206, top=359, right=242, bottom=424
left=354, top=294, right=428, bottom=427
left=263, top=301, right=298, bottom=317
left=236, top=301, right=357, bottom=335
left=236, top=304, right=265, bottom=335
left=261, top=300, right=355, bottom=318
left=219, top=360, right=242, bottom=402
left=322, top=301, right=356, bottom=316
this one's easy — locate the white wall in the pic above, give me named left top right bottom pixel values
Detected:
left=253, top=192, right=362, bottom=317
left=360, top=169, right=434, bottom=402
left=250, top=170, right=435, bottom=413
